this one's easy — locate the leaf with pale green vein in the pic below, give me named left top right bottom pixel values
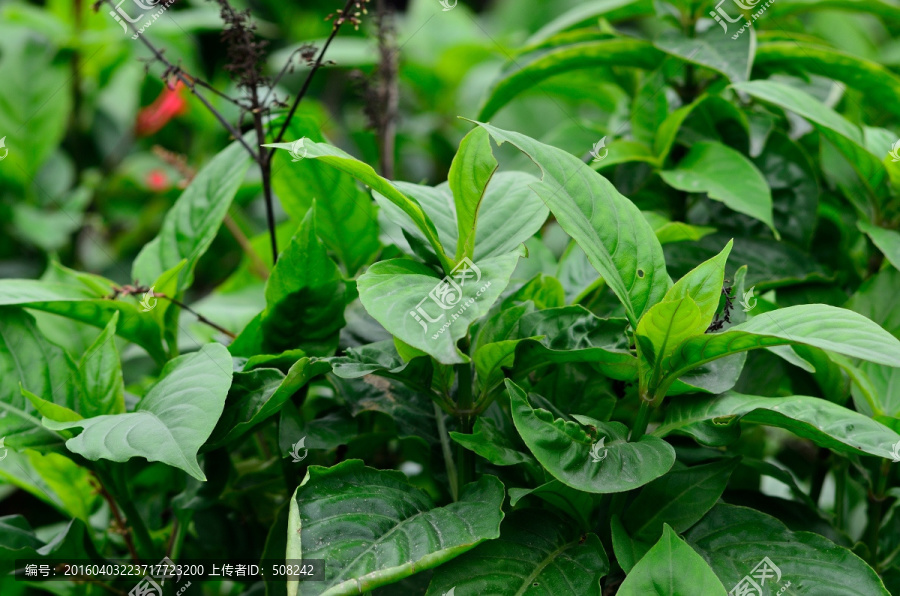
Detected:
left=449, top=127, right=497, bottom=261
left=44, top=343, right=232, bottom=481
left=286, top=460, right=504, bottom=596
left=77, top=312, right=124, bottom=418
left=618, top=525, right=727, bottom=596
left=425, top=510, right=608, bottom=596
left=0, top=279, right=167, bottom=363
left=507, top=380, right=674, bottom=493
left=623, top=459, right=739, bottom=543
left=0, top=307, right=78, bottom=451
left=662, top=240, right=732, bottom=328
left=265, top=139, right=452, bottom=272
left=686, top=504, right=889, bottom=596
left=659, top=305, right=900, bottom=394
left=661, top=142, right=777, bottom=237
left=271, top=114, right=379, bottom=276
left=230, top=206, right=346, bottom=358
left=478, top=39, right=664, bottom=120
left=655, top=392, right=900, bottom=458
left=473, top=122, right=669, bottom=325
left=132, top=139, right=252, bottom=291
left=357, top=250, right=522, bottom=364
left=859, top=221, right=900, bottom=272
left=655, top=25, right=755, bottom=84
left=635, top=297, right=704, bottom=392
left=526, top=0, right=654, bottom=44
left=207, top=357, right=332, bottom=448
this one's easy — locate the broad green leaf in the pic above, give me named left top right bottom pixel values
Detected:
left=635, top=297, right=704, bottom=395
left=357, top=250, right=522, bottom=364
left=451, top=417, right=537, bottom=468
left=769, top=0, right=900, bottom=21
left=287, top=460, right=504, bottom=596
left=271, top=114, right=379, bottom=276
left=425, top=510, right=609, bottom=596
left=655, top=392, right=900, bottom=458
left=77, top=312, right=124, bottom=418
left=0, top=517, right=97, bottom=575
left=478, top=39, right=664, bottom=120
left=526, top=0, right=654, bottom=44
left=846, top=267, right=900, bottom=338
left=687, top=504, right=889, bottom=596
left=0, top=25, right=71, bottom=190
left=852, top=361, right=900, bottom=418
left=661, top=142, right=777, bottom=237
left=508, top=480, right=596, bottom=529
left=449, top=127, right=498, bottom=261
left=859, top=221, right=900, bottom=272
left=654, top=25, right=755, bottom=84
left=132, top=139, right=252, bottom=291
left=207, top=357, right=331, bottom=448
left=733, top=80, right=887, bottom=205
left=617, top=525, right=727, bottom=596
left=662, top=240, right=732, bottom=328
left=623, top=459, right=739, bottom=543
left=0, top=279, right=167, bottom=363
left=24, top=450, right=98, bottom=523
left=756, top=42, right=900, bottom=119
left=610, top=515, right=651, bottom=574
left=230, top=206, right=346, bottom=357
left=265, top=139, right=453, bottom=272
left=473, top=122, right=669, bottom=326
left=643, top=211, right=716, bottom=245
left=631, top=70, right=669, bottom=148
left=660, top=305, right=900, bottom=395
left=507, top=380, right=675, bottom=493
left=0, top=307, right=78, bottom=450
left=44, top=343, right=233, bottom=481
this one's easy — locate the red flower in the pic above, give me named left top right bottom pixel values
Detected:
left=146, top=169, right=170, bottom=192
left=136, top=81, right=189, bottom=137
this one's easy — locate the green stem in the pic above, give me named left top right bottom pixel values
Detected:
left=434, top=402, right=458, bottom=501
left=864, top=459, right=891, bottom=565
left=99, top=467, right=155, bottom=558
left=630, top=399, right=652, bottom=442
left=834, top=457, right=847, bottom=531
left=455, top=364, right=475, bottom=491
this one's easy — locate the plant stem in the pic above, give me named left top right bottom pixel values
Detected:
left=834, top=457, right=847, bottom=531
left=95, top=468, right=155, bottom=559
left=864, top=459, right=891, bottom=565
left=158, top=294, right=236, bottom=339
left=434, top=402, right=458, bottom=501
left=630, top=399, right=652, bottom=442
left=91, top=472, right=139, bottom=562
left=455, top=363, right=475, bottom=491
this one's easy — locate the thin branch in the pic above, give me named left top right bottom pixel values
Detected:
left=158, top=293, right=237, bottom=339
left=268, top=0, right=359, bottom=163
left=90, top=473, right=139, bottom=562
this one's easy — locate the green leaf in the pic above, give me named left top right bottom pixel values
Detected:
left=0, top=517, right=97, bottom=575
left=660, top=305, right=900, bottom=395
left=756, top=42, right=900, bottom=119
left=271, top=114, right=379, bottom=276
left=662, top=240, right=732, bottom=329
left=617, top=525, right=727, bottom=596
left=207, top=357, right=331, bottom=448
left=478, top=38, right=664, bottom=120
left=265, top=139, right=453, bottom=273
left=526, top=0, right=654, bottom=44
left=859, top=221, right=900, bottom=272
left=0, top=279, right=167, bottom=364
left=449, top=127, right=498, bottom=261
left=507, top=380, right=675, bottom=493
left=0, top=307, right=78, bottom=450
left=230, top=206, right=346, bottom=357
left=654, top=25, right=755, bottom=84
left=451, top=417, right=537, bottom=468
left=132, top=139, right=252, bottom=291
left=508, top=481, right=596, bottom=529
left=635, top=297, right=705, bottom=394
left=656, top=392, right=900, bottom=458
left=473, top=122, right=669, bottom=326
left=610, top=515, right=651, bottom=574
left=357, top=251, right=522, bottom=364
left=77, top=312, right=125, bottom=418
left=44, top=343, right=233, bottom=481
left=623, top=459, right=739, bottom=543
left=686, top=504, right=889, bottom=596
left=425, top=510, right=609, bottom=596
left=287, top=460, right=504, bottom=596
left=661, top=142, right=777, bottom=237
